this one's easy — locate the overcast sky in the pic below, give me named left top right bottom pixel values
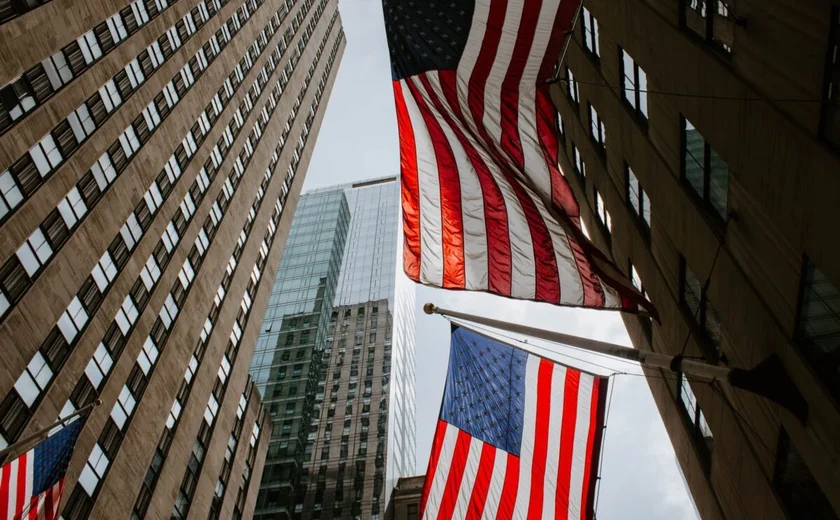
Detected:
left=303, top=0, right=700, bottom=517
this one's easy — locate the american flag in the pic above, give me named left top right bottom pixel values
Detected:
left=0, top=418, right=82, bottom=520
left=421, top=326, right=607, bottom=519
left=384, top=0, right=654, bottom=314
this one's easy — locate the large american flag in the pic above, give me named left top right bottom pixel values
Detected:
left=421, top=326, right=607, bottom=519
left=0, top=418, right=81, bottom=520
left=384, top=0, right=654, bottom=314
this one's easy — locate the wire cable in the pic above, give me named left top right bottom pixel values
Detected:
left=548, top=76, right=826, bottom=104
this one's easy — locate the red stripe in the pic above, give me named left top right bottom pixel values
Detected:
left=579, top=378, right=602, bottom=520
left=527, top=360, right=554, bottom=518
left=436, top=429, right=472, bottom=520
left=27, top=491, right=38, bottom=520
left=430, top=72, right=513, bottom=296
left=0, top=460, right=11, bottom=519
left=498, top=0, right=543, bottom=170
left=393, top=80, right=421, bottom=282
left=535, top=87, right=577, bottom=219
left=420, top=420, right=450, bottom=518
left=408, top=74, right=466, bottom=289
left=555, top=369, right=581, bottom=519
left=466, top=443, right=497, bottom=517
left=566, top=232, right=606, bottom=307
left=15, top=453, right=27, bottom=518
left=495, top=453, right=519, bottom=520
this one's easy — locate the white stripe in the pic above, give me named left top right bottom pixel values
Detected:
left=542, top=364, right=568, bottom=520
left=25, top=450, right=33, bottom=512
left=512, top=355, right=541, bottom=519
left=451, top=436, right=483, bottom=517
left=567, top=374, right=595, bottom=519
left=401, top=78, right=444, bottom=287
left=501, top=174, right=537, bottom=300
left=515, top=0, right=563, bottom=202
left=426, top=73, right=489, bottom=291
left=6, top=459, right=18, bottom=520
left=482, top=0, right=524, bottom=145
left=481, top=447, right=507, bottom=519
left=423, top=424, right=460, bottom=520
left=456, top=0, right=491, bottom=104
left=25, top=451, right=34, bottom=519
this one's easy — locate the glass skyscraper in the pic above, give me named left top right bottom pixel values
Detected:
left=250, top=190, right=350, bottom=519
left=251, top=176, right=416, bottom=519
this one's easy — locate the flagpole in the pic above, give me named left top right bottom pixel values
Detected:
left=424, top=303, right=730, bottom=380
left=0, top=399, right=101, bottom=462
left=423, top=303, right=809, bottom=423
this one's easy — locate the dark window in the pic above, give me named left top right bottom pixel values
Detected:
left=681, top=0, right=735, bottom=54
left=565, top=67, right=579, bottom=108
left=681, top=117, right=728, bottom=222
left=588, top=103, right=606, bottom=152
left=680, top=256, right=722, bottom=353
left=820, top=7, right=840, bottom=149
left=629, top=259, right=652, bottom=340
left=773, top=428, right=838, bottom=520
left=580, top=7, right=599, bottom=59
left=571, top=144, right=585, bottom=186
left=677, top=373, right=713, bottom=473
left=594, top=187, right=611, bottom=237
left=619, top=48, right=648, bottom=122
left=795, top=259, right=840, bottom=401
left=626, top=164, right=651, bottom=235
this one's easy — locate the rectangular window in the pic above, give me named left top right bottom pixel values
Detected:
left=565, top=67, right=579, bottom=106
left=98, top=80, right=122, bottom=113
left=594, top=188, right=611, bottom=235
left=14, top=352, right=53, bottom=406
left=57, top=186, right=87, bottom=228
left=588, top=103, right=606, bottom=151
left=79, top=442, right=109, bottom=495
left=0, top=170, right=24, bottom=218
left=678, top=373, right=713, bottom=473
left=820, top=8, right=840, bottom=149
left=773, top=428, right=838, bottom=519
left=30, top=134, right=63, bottom=177
left=626, top=165, right=651, bottom=234
left=77, top=31, right=102, bottom=65
left=17, top=228, right=52, bottom=277
left=680, top=256, right=722, bottom=352
left=42, top=51, right=73, bottom=90
left=620, top=48, right=648, bottom=121
left=681, top=0, right=735, bottom=54
left=581, top=7, right=600, bottom=59
left=795, top=260, right=840, bottom=401
left=682, top=117, right=728, bottom=221
left=57, top=296, right=88, bottom=343
left=572, top=144, right=585, bottom=184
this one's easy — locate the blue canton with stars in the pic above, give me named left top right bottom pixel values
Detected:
left=32, top=418, right=82, bottom=496
left=441, top=326, right=528, bottom=456
left=382, top=0, right=475, bottom=80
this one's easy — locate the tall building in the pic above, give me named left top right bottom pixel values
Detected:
left=252, top=176, right=417, bottom=519
left=250, top=189, right=350, bottom=518
left=0, top=0, right=345, bottom=517
left=550, top=1, right=840, bottom=519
